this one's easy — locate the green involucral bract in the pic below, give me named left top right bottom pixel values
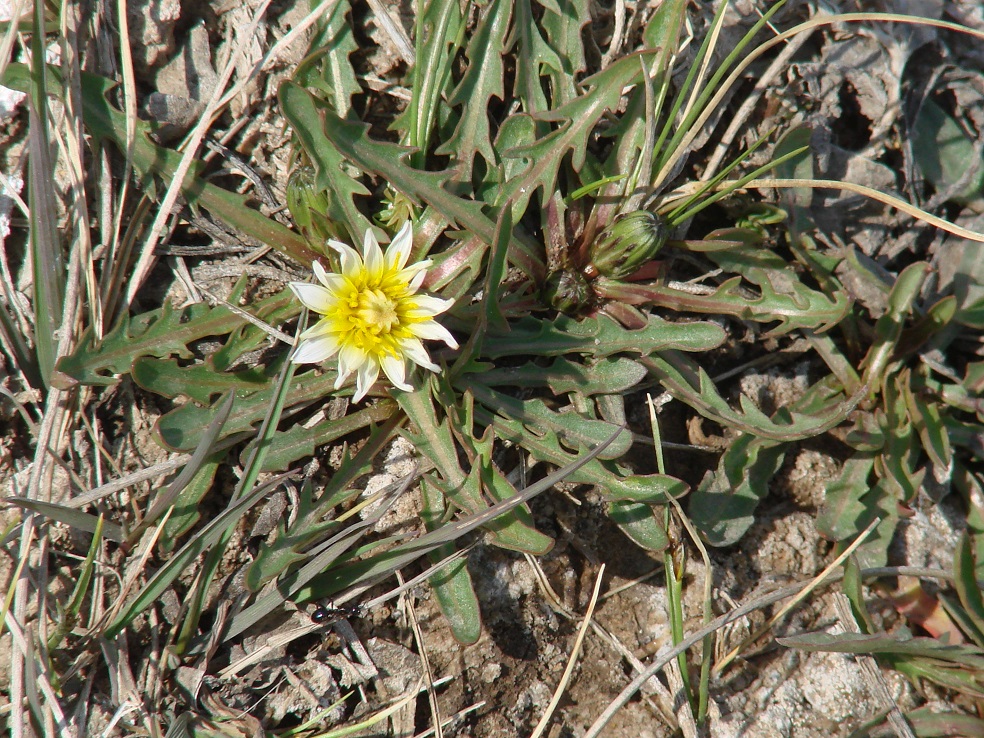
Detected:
left=587, top=210, right=668, bottom=279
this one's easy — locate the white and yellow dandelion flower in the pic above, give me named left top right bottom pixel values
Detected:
left=289, top=222, right=458, bottom=402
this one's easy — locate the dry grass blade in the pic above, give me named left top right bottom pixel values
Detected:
left=399, top=570, right=444, bottom=738
left=102, top=471, right=295, bottom=639
left=648, top=394, right=715, bottom=722
left=582, top=581, right=807, bottom=738
left=197, top=285, right=296, bottom=344
left=7, top=1, right=982, bottom=733
left=64, top=455, right=196, bottom=509
left=529, top=563, right=606, bottom=738
left=410, top=702, right=487, bottom=738
left=832, top=594, right=917, bottom=738
left=583, top=563, right=955, bottom=738
left=746, top=177, right=984, bottom=243
left=26, top=89, right=62, bottom=385
left=324, top=426, right=625, bottom=588
left=4, top=497, right=126, bottom=542
left=654, top=12, right=984, bottom=189
left=103, top=0, right=139, bottom=339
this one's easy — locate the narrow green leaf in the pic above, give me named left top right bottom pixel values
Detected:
left=153, top=369, right=345, bottom=452
left=141, top=391, right=235, bottom=532
left=26, top=95, right=63, bottom=386
left=243, top=420, right=395, bottom=593
left=500, top=50, right=657, bottom=214
left=402, top=0, right=465, bottom=166
left=55, top=289, right=295, bottom=387
left=862, top=262, right=931, bottom=392
left=159, top=452, right=223, bottom=552
left=777, top=631, right=984, bottom=668
left=421, top=479, right=482, bottom=644
left=47, top=515, right=104, bottom=651
left=397, top=385, right=550, bottom=552
left=901, top=370, right=952, bottom=486
left=645, top=351, right=864, bottom=441
left=472, top=356, right=646, bottom=396
left=906, top=708, right=984, bottom=738
left=296, top=426, right=625, bottom=603
left=279, top=74, right=376, bottom=245
left=607, top=501, right=669, bottom=552
left=467, top=381, right=631, bottom=460
left=175, top=355, right=302, bottom=653
left=841, top=555, right=876, bottom=635
left=5, top=498, right=126, bottom=543
left=955, top=533, right=984, bottom=645
left=474, top=402, right=687, bottom=503
left=246, top=403, right=397, bottom=473
left=131, top=357, right=272, bottom=405
left=538, top=0, right=590, bottom=106
left=816, top=455, right=875, bottom=542
left=294, top=0, right=361, bottom=117
left=281, top=81, right=547, bottom=280
left=512, top=0, right=558, bottom=116
left=774, top=125, right=815, bottom=207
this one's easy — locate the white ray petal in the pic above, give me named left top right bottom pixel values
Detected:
left=312, top=260, right=331, bottom=287
left=354, top=360, right=380, bottom=402
left=380, top=353, right=411, bottom=390
left=290, top=282, right=333, bottom=313
left=410, top=320, right=459, bottom=348
left=401, top=264, right=430, bottom=293
left=329, top=240, right=363, bottom=275
left=312, top=262, right=347, bottom=293
left=386, top=221, right=414, bottom=271
left=298, top=320, right=334, bottom=341
left=362, top=229, right=385, bottom=277
left=335, top=343, right=366, bottom=388
left=406, top=294, right=454, bottom=317
left=397, top=259, right=431, bottom=284
left=290, top=334, right=341, bottom=364
left=400, top=338, right=440, bottom=372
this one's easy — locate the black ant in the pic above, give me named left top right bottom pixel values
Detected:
left=310, top=602, right=363, bottom=624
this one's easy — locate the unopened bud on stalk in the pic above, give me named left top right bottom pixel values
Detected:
left=286, top=167, right=326, bottom=228
left=286, top=166, right=347, bottom=247
left=586, top=211, right=668, bottom=280
left=543, top=268, right=593, bottom=315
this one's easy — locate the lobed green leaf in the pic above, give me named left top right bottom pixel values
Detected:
left=688, top=434, right=786, bottom=547
left=56, top=289, right=295, bottom=387
left=481, top=313, right=726, bottom=359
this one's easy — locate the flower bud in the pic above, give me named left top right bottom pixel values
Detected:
left=587, top=211, right=668, bottom=280
left=286, top=166, right=345, bottom=246
left=377, top=186, right=417, bottom=231
left=543, top=268, right=593, bottom=315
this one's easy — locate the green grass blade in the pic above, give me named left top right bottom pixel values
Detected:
left=102, top=471, right=293, bottom=639
left=26, top=50, right=63, bottom=385
left=5, top=498, right=126, bottom=543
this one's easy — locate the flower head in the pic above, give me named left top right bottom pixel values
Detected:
left=289, top=222, right=458, bottom=402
